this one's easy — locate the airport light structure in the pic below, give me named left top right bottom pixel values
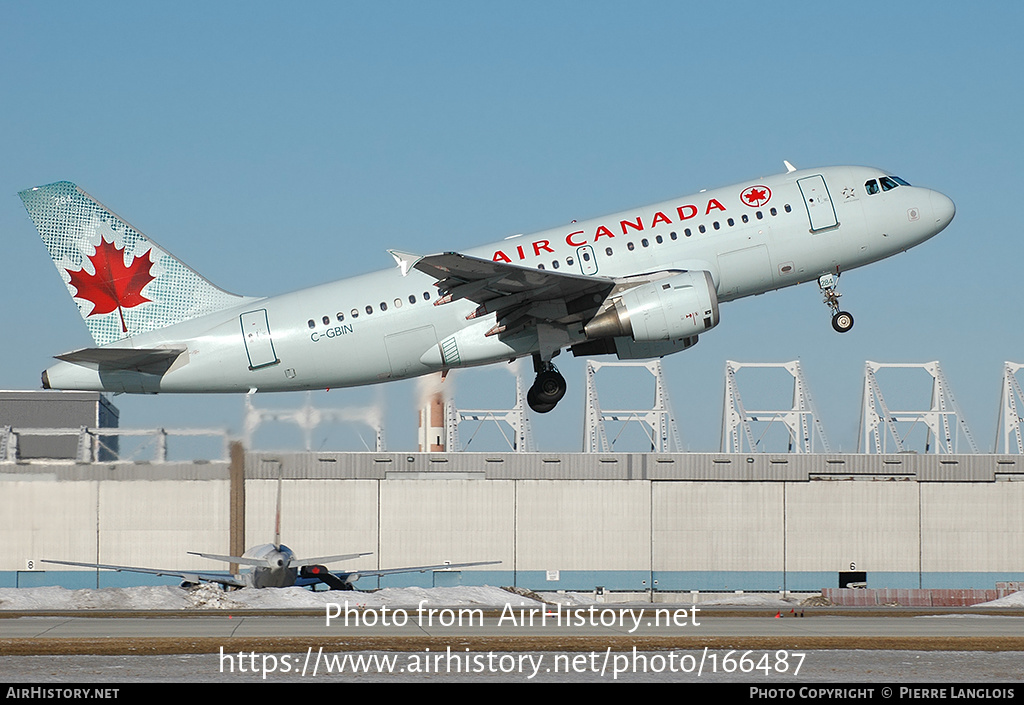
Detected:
left=445, top=371, right=536, bottom=452
left=720, top=360, right=831, bottom=454
left=995, top=362, right=1024, bottom=454
left=858, top=361, right=978, bottom=454
left=583, top=359, right=682, bottom=453
left=243, top=392, right=385, bottom=452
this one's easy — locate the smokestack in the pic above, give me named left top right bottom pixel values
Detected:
left=418, top=389, right=446, bottom=452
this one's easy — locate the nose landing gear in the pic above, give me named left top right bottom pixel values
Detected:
left=819, top=273, right=854, bottom=333
left=528, top=357, right=567, bottom=413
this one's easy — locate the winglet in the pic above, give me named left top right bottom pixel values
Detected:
left=388, top=250, right=423, bottom=277
left=784, top=160, right=797, bottom=173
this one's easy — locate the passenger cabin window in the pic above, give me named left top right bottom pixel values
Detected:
left=865, top=179, right=880, bottom=195
left=337, top=312, right=345, bottom=322
left=307, top=319, right=315, bottom=329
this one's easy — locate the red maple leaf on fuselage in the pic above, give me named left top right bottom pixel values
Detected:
left=744, top=188, right=767, bottom=205
left=66, top=237, right=155, bottom=333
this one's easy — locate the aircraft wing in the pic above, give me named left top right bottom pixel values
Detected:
left=42, top=559, right=245, bottom=588
left=401, top=251, right=615, bottom=335
left=341, top=560, right=502, bottom=580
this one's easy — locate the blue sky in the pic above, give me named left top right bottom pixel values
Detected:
left=2, top=2, right=1021, bottom=454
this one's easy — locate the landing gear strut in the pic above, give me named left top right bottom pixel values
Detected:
left=528, top=356, right=566, bottom=413
left=819, top=273, right=854, bottom=333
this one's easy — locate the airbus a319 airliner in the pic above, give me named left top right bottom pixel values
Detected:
left=19, top=163, right=954, bottom=413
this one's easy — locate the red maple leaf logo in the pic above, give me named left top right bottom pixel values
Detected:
left=65, top=237, right=155, bottom=333
left=740, top=185, right=771, bottom=207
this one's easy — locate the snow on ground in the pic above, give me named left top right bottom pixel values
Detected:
left=0, top=584, right=547, bottom=611
left=973, top=591, right=1024, bottom=608
left=694, top=593, right=802, bottom=607
left=0, top=584, right=824, bottom=611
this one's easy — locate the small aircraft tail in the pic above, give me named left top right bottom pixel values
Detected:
left=20, top=181, right=246, bottom=347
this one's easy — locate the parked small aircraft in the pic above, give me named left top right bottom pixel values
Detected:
left=43, top=551, right=498, bottom=590
left=20, top=164, right=953, bottom=412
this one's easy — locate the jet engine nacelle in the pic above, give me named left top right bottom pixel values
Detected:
left=584, top=271, right=719, bottom=343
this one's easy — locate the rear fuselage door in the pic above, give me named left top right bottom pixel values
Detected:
left=798, top=175, right=839, bottom=231
left=240, top=309, right=280, bottom=370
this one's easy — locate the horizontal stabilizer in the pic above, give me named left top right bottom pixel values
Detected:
left=187, top=551, right=268, bottom=568
left=56, top=346, right=186, bottom=374
left=292, top=552, right=373, bottom=568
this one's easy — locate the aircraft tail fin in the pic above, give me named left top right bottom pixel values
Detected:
left=20, top=181, right=246, bottom=346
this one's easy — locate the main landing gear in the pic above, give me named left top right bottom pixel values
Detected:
left=818, top=272, right=854, bottom=333
left=528, top=356, right=567, bottom=414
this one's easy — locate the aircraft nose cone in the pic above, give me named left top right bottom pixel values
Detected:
left=930, top=190, right=955, bottom=231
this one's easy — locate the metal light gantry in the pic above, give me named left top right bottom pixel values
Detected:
left=858, top=361, right=978, bottom=454
left=996, top=362, right=1024, bottom=454
left=584, top=359, right=682, bottom=453
left=721, top=360, right=831, bottom=453
left=243, top=392, right=386, bottom=451
left=446, top=369, right=536, bottom=452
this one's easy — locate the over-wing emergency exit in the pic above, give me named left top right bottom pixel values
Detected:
left=19, top=164, right=954, bottom=413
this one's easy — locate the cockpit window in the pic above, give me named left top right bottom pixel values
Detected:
left=889, top=175, right=911, bottom=186
left=865, top=179, right=880, bottom=195
left=879, top=176, right=900, bottom=191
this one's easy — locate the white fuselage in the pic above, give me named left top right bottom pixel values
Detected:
left=43, top=166, right=954, bottom=393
